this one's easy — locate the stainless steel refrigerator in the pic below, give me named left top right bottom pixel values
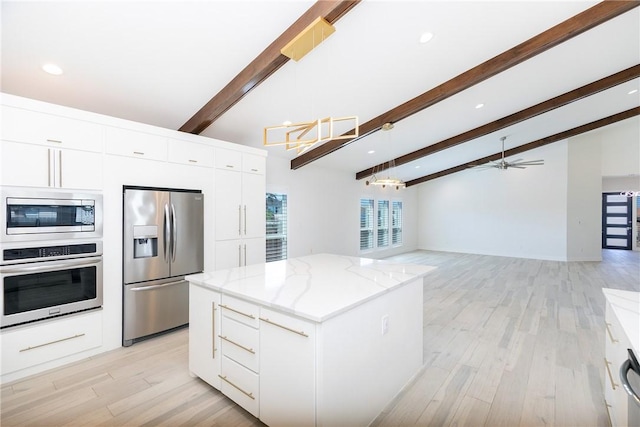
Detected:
left=122, top=186, right=203, bottom=346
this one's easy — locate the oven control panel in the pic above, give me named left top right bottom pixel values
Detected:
left=3, top=243, right=98, bottom=261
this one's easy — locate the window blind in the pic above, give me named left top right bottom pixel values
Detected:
left=266, top=193, right=287, bottom=262
left=392, top=201, right=402, bottom=245
left=360, top=199, right=374, bottom=250
left=377, top=200, right=389, bottom=248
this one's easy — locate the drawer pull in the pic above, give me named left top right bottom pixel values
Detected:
left=251, top=168, right=258, bottom=172
left=46, top=139, right=62, bottom=144
left=20, top=333, right=85, bottom=352
left=218, top=375, right=255, bottom=399
left=259, top=317, right=308, bottom=337
left=605, top=322, right=618, bottom=343
left=219, top=304, right=255, bottom=319
left=188, top=159, right=198, bottom=163
left=604, top=358, right=618, bottom=390
left=133, top=151, right=145, bottom=156
left=226, top=164, right=235, bottom=169
left=212, top=302, right=217, bottom=358
left=219, top=335, right=255, bottom=354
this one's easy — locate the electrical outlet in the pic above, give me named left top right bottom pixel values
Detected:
left=381, top=315, right=389, bottom=335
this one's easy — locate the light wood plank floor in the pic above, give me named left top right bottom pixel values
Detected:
left=2, top=249, right=638, bottom=426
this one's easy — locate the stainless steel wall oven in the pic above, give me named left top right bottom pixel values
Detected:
left=0, top=241, right=103, bottom=328
left=1, top=186, right=104, bottom=328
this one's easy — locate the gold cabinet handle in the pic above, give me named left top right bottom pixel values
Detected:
left=188, top=159, right=198, bottom=163
left=133, top=151, right=144, bottom=156
left=219, top=304, right=255, bottom=319
left=46, top=139, right=62, bottom=144
left=604, top=358, right=618, bottom=390
left=219, top=335, right=255, bottom=354
left=259, top=317, right=308, bottom=337
left=212, top=302, right=217, bottom=359
left=605, top=322, right=618, bottom=343
left=225, top=164, right=234, bottom=169
left=20, top=333, right=85, bottom=352
left=218, top=375, right=255, bottom=399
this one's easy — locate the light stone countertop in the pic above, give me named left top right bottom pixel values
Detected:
left=603, top=288, right=640, bottom=353
left=186, top=253, right=436, bottom=322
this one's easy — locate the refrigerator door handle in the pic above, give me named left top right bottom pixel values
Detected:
left=170, top=203, right=177, bottom=262
left=163, top=203, right=171, bottom=262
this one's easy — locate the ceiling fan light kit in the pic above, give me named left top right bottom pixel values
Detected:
left=472, top=136, right=544, bottom=171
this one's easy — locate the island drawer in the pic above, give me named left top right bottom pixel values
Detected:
left=220, top=295, right=259, bottom=328
left=220, top=316, right=259, bottom=372
left=220, top=355, right=259, bottom=417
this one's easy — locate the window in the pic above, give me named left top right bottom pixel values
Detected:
left=360, top=198, right=403, bottom=252
left=377, top=200, right=389, bottom=248
left=360, top=199, right=374, bottom=251
left=392, top=201, right=402, bottom=245
left=266, top=193, right=287, bottom=262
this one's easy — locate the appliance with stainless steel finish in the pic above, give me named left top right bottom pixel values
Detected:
left=122, top=186, right=203, bottom=346
left=621, top=348, right=640, bottom=426
left=1, top=186, right=102, bottom=243
left=0, top=241, right=103, bottom=328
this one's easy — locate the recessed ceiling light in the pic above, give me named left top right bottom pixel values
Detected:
left=415, top=165, right=421, bottom=169
left=475, top=103, right=484, bottom=109
left=368, top=150, right=375, bottom=154
left=419, top=32, right=434, bottom=44
left=42, top=63, right=63, bottom=75
left=282, top=120, right=292, bottom=126
left=628, top=89, right=638, bottom=95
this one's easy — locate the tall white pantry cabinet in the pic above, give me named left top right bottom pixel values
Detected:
left=0, top=93, right=267, bottom=383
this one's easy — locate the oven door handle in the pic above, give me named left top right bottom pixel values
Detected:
left=621, top=358, right=640, bottom=407
left=0, top=257, right=101, bottom=273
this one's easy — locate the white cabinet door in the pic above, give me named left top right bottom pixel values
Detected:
left=244, top=237, right=266, bottom=267
left=189, top=283, right=221, bottom=389
left=105, top=127, right=168, bottom=162
left=215, top=169, right=243, bottom=241
left=215, top=240, right=243, bottom=270
left=0, top=141, right=103, bottom=189
left=259, top=308, right=316, bottom=427
left=59, top=149, right=103, bottom=190
left=0, top=141, right=50, bottom=187
left=242, top=172, right=265, bottom=240
left=168, top=139, right=214, bottom=168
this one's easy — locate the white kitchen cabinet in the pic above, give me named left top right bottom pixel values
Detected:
left=215, top=238, right=265, bottom=270
left=105, top=127, right=168, bottom=162
left=1, top=106, right=104, bottom=152
left=0, top=309, right=103, bottom=381
left=0, top=140, right=103, bottom=189
left=214, top=151, right=266, bottom=268
left=259, top=307, right=316, bottom=427
left=603, top=290, right=637, bottom=427
left=188, top=283, right=221, bottom=389
left=168, top=139, right=214, bottom=168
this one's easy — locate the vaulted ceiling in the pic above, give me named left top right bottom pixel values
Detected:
left=2, top=1, right=639, bottom=187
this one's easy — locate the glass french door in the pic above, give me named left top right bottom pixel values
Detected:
left=602, top=192, right=633, bottom=250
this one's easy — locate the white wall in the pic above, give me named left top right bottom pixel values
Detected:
left=265, top=155, right=418, bottom=259
left=417, top=142, right=569, bottom=261
left=566, top=131, right=602, bottom=261
left=601, top=117, right=640, bottom=177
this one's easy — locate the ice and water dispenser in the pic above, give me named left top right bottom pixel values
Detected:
left=133, top=225, right=158, bottom=258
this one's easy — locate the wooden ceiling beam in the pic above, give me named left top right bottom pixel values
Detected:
left=405, top=107, right=640, bottom=187
left=179, top=1, right=360, bottom=135
left=291, top=0, right=639, bottom=170
left=355, top=64, right=640, bottom=180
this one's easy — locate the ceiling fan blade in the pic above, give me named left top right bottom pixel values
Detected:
left=508, top=164, right=527, bottom=169
left=514, top=160, right=544, bottom=166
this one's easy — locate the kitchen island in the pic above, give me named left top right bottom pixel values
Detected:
left=186, top=253, right=435, bottom=427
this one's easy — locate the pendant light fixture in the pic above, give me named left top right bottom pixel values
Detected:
left=365, top=123, right=405, bottom=190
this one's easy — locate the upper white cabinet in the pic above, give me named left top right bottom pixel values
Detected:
left=214, top=149, right=266, bottom=269
left=1, top=107, right=104, bottom=190
left=1, top=106, right=103, bottom=152
left=105, top=127, right=168, bottom=162
left=168, top=139, right=215, bottom=168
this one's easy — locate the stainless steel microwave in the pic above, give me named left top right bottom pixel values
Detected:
left=1, top=186, right=103, bottom=243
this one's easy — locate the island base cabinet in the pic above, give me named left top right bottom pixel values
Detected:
left=259, top=308, right=316, bottom=427
left=188, top=284, right=221, bottom=389
left=220, top=356, right=259, bottom=418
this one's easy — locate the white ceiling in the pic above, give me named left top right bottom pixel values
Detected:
left=2, top=1, right=639, bottom=185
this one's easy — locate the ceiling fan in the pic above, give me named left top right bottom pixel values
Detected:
left=472, top=136, right=544, bottom=170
